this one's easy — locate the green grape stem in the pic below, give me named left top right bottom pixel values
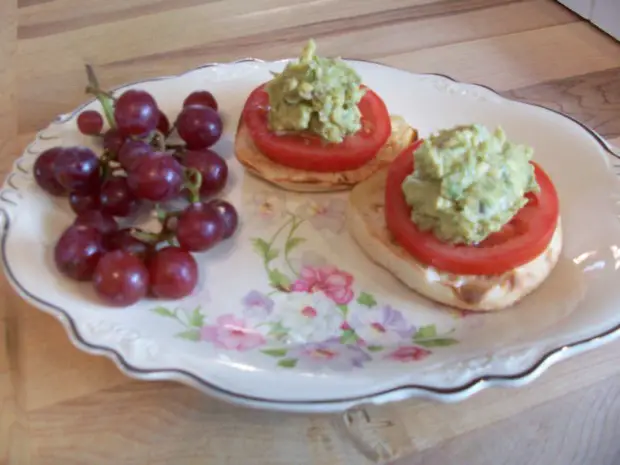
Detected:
left=149, top=130, right=167, bottom=152
left=98, top=150, right=116, bottom=181
left=85, top=64, right=116, bottom=129
left=130, top=220, right=176, bottom=247
left=183, top=167, right=203, bottom=204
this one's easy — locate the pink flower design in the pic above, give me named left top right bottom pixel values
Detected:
left=250, top=191, right=286, bottom=223
left=291, top=265, right=354, bottom=305
left=200, top=314, right=266, bottom=351
left=385, top=346, right=431, bottom=362
left=348, top=305, right=414, bottom=346
left=449, top=308, right=479, bottom=319
left=287, top=340, right=371, bottom=371
left=447, top=308, right=485, bottom=329
left=295, top=198, right=347, bottom=233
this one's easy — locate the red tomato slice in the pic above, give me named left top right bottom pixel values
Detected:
left=242, top=83, right=391, bottom=172
left=384, top=143, right=560, bottom=276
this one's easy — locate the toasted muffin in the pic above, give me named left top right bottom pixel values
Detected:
left=235, top=115, right=418, bottom=192
left=346, top=168, right=563, bottom=312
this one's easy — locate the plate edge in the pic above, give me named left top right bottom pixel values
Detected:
left=2, top=58, right=620, bottom=412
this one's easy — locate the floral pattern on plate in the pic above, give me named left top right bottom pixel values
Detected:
left=153, top=200, right=459, bottom=371
left=5, top=60, right=618, bottom=409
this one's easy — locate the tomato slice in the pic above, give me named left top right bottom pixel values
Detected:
left=384, top=143, right=560, bottom=276
left=242, top=83, right=391, bottom=172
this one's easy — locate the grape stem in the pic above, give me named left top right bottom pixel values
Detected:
left=155, top=204, right=169, bottom=223
left=166, top=142, right=186, bottom=151
left=132, top=207, right=184, bottom=248
left=166, top=121, right=177, bottom=138
left=85, top=64, right=116, bottom=129
left=183, top=168, right=203, bottom=204
left=150, top=130, right=167, bottom=152
left=98, top=150, right=115, bottom=181
left=131, top=228, right=161, bottom=244
left=131, top=225, right=176, bottom=247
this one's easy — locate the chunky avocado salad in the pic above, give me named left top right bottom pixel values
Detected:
left=402, top=124, right=539, bottom=245
left=266, top=39, right=366, bottom=143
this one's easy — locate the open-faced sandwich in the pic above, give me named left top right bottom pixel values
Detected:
left=347, top=124, right=562, bottom=311
left=235, top=40, right=418, bottom=192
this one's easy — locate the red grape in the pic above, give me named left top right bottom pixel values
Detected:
left=54, top=224, right=104, bottom=281
left=157, top=111, right=171, bottom=135
left=183, top=91, right=218, bottom=111
left=100, top=176, right=138, bottom=217
left=53, top=146, right=100, bottom=193
left=73, top=210, right=118, bottom=235
left=183, top=150, right=228, bottom=197
left=34, top=147, right=66, bottom=196
left=176, top=105, right=222, bottom=150
left=103, top=128, right=126, bottom=154
left=104, top=228, right=152, bottom=261
left=69, top=190, right=100, bottom=214
left=77, top=110, right=104, bottom=136
left=206, top=199, right=238, bottom=239
left=118, top=139, right=153, bottom=172
left=148, top=247, right=198, bottom=299
left=93, top=250, right=149, bottom=307
left=127, top=153, right=183, bottom=202
left=114, top=89, right=159, bottom=137
left=176, top=203, right=224, bottom=252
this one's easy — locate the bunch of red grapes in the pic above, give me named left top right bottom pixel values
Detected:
left=34, top=79, right=238, bottom=308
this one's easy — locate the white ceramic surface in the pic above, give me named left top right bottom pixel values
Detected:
left=3, top=59, right=620, bottom=413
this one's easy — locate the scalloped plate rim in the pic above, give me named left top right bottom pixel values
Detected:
left=3, top=58, right=620, bottom=413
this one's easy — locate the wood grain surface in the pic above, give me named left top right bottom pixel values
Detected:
left=1, top=0, right=620, bottom=464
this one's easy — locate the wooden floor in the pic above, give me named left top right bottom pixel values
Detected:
left=1, top=0, right=620, bottom=464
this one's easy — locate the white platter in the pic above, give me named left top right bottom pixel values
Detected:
left=3, top=58, right=620, bottom=413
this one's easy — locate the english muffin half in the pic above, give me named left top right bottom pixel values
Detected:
left=346, top=168, right=563, bottom=312
left=235, top=115, right=418, bottom=192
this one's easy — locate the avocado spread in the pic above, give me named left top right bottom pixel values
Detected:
left=265, top=39, right=366, bottom=143
left=401, top=124, right=539, bottom=245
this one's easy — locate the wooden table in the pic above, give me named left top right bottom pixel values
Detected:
left=1, top=0, right=620, bottom=463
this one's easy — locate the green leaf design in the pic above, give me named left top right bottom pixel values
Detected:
left=285, top=237, right=306, bottom=255
left=267, top=321, right=289, bottom=339
left=416, top=338, right=459, bottom=347
left=340, top=329, right=359, bottom=345
left=175, top=329, right=200, bottom=341
left=367, top=345, right=384, bottom=352
left=266, top=247, right=279, bottom=264
left=151, top=306, right=176, bottom=318
left=251, top=238, right=270, bottom=258
left=268, top=268, right=291, bottom=289
left=261, top=348, right=288, bottom=357
left=337, top=304, right=349, bottom=317
left=278, top=358, right=298, bottom=368
left=414, top=324, right=438, bottom=341
left=357, top=292, right=377, bottom=308
left=188, top=307, right=204, bottom=328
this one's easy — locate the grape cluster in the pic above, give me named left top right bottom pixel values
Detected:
left=34, top=70, right=237, bottom=308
